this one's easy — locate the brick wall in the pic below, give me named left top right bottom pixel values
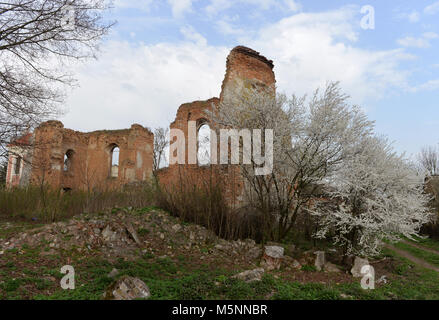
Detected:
left=157, top=46, right=276, bottom=207
left=7, top=121, right=154, bottom=190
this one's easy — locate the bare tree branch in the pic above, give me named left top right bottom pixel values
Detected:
left=153, top=127, right=169, bottom=173
left=418, top=145, right=439, bottom=176
left=0, top=0, right=114, bottom=158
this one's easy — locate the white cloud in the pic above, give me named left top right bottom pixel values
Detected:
left=423, top=32, right=439, bottom=39
left=168, top=0, right=194, bottom=18
left=397, top=36, right=431, bottom=48
left=424, top=1, right=439, bottom=15
left=205, top=0, right=233, bottom=16
left=180, top=25, right=207, bottom=46
left=61, top=5, right=416, bottom=135
left=284, top=0, right=301, bottom=12
left=411, top=79, right=439, bottom=92
left=215, top=15, right=246, bottom=36
left=61, top=41, right=229, bottom=132
left=114, top=0, right=154, bottom=11
left=395, top=9, right=421, bottom=23
left=249, top=0, right=284, bottom=10
left=396, top=10, right=420, bottom=23
left=205, top=0, right=300, bottom=16
left=397, top=32, right=438, bottom=48
left=239, top=6, right=413, bottom=102
left=406, top=10, right=420, bottom=23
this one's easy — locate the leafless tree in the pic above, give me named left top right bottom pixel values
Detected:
left=0, top=0, right=114, bottom=158
left=418, top=145, right=439, bottom=177
left=153, top=127, right=169, bottom=173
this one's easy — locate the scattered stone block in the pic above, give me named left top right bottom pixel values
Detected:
left=103, top=276, right=150, bottom=300
left=324, top=262, right=341, bottom=273
left=350, top=257, right=370, bottom=277
left=314, top=251, right=326, bottom=271
left=107, top=268, right=119, bottom=278
left=261, top=245, right=284, bottom=271
left=232, top=268, right=265, bottom=283
left=125, top=222, right=141, bottom=245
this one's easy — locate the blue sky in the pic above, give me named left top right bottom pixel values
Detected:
left=61, top=0, right=439, bottom=158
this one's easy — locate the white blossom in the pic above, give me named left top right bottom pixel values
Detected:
left=311, top=136, right=433, bottom=257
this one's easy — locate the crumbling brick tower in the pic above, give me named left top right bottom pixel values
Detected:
left=220, top=46, right=275, bottom=101
left=7, top=121, right=154, bottom=190
left=158, top=46, right=276, bottom=206
left=167, top=46, right=275, bottom=146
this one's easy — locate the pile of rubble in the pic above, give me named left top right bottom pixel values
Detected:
left=0, top=207, right=376, bottom=299
left=0, top=208, right=363, bottom=274
left=0, top=208, right=264, bottom=263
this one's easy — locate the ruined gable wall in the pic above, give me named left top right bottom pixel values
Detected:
left=169, top=98, right=219, bottom=165
left=158, top=46, right=276, bottom=207
left=166, top=46, right=275, bottom=168
left=60, top=128, right=90, bottom=190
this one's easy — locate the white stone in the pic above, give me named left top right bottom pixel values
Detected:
left=324, top=262, right=341, bottom=273
left=314, top=251, right=326, bottom=271
left=108, top=268, right=119, bottom=278
left=264, top=246, right=284, bottom=258
left=350, top=257, right=370, bottom=277
left=103, top=276, right=150, bottom=300
left=261, top=246, right=284, bottom=271
left=232, top=268, right=265, bottom=282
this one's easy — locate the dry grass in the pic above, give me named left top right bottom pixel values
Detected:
left=0, top=182, right=156, bottom=222
left=156, top=168, right=272, bottom=242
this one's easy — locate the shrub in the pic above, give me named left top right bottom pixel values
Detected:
left=156, top=167, right=271, bottom=241
left=0, top=182, right=155, bottom=222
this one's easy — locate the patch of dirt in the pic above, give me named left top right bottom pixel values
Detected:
left=401, top=240, right=439, bottom=256
left=278, top=269, right=353, bottom=284
left=384, top=244, right=439, bottom=273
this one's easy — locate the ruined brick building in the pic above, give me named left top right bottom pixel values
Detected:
left=6, top=122, right=154, bottom=190
left=6, top=46, right=275, bottom=200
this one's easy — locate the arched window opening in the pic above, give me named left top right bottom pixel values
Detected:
left=64, top=150, right=74, bottom=172
left=110, top=145, right=120, bottom=178
left=197, top=123, right=211, bottom=166
left=14, top=156, right=22, bottom=175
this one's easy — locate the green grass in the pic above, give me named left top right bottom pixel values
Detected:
left=0, top=222, right=44, bottom=239
left=137, top=228, right=150, bottom=236
left=301, top=265, right=317, bottom=272
left=2, top=207, right=439, bottom=301
left=407, top=235, right=439, bottom=252
left=0, top=277, right=52, bottom=293
left=394, top=241, right=439, bottom=267
left=1, top=249, right=438, bottom=300
left=26, top=246, right=439, bottom=300
left=323, top=248, right=439, bottom=300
